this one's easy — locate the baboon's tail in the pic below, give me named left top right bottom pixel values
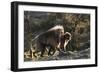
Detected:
left=31, top=35, right=39, bottom=42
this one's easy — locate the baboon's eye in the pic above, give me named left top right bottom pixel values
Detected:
left=61, top=31, right=64, bottom=34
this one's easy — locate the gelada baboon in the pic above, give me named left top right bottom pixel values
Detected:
left=31, top=25, right=64, bottom=58
left=48, top=32, right=72, bottom=55
left=59, top=32, right=71, bottom=53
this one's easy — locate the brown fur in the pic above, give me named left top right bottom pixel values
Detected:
left=31, top=25, right=64, bottom=57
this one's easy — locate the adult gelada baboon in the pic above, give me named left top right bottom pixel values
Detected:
left=31, top=25, right=64, bottom=58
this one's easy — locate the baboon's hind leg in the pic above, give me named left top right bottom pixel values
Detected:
left=29, top=49, right=33, bottom=58
left=48, top=47, right=56, bottom=56
left=40, top=45, right=45, bottom=57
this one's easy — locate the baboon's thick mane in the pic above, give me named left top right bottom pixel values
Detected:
left=48, top=25, right=64, bottom=31
left=32, top=25, right=64, bottom=42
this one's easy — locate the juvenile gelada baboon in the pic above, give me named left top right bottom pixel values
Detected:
left=48, top=32, right=72, bottom=55
left=31, top=25, right=64, bottom=58
left=59, top=32, right=72, bottom=53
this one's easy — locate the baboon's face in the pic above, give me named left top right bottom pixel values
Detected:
left=64, top=32, right=71, bottom=41
left=56, top=29, right=64, bottom=37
